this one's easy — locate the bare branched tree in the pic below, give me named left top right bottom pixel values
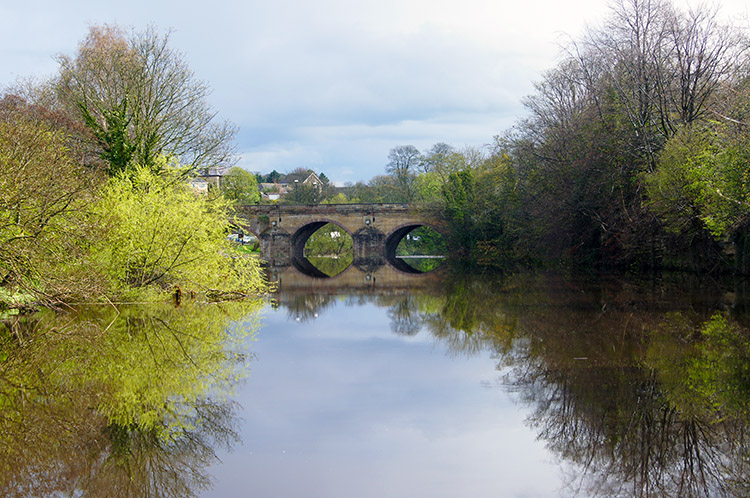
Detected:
left=663, top=5, right=739, bottom=128
left=386, top=145, right=422, bottom=202
left=56, top=24, right=237, bottom=176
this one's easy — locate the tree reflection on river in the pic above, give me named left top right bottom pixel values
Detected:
left=0, top=301, right=261, bottom=498
left=4, top=271, right=750, bottom=496
left=272, top=270, right=750, bottom=497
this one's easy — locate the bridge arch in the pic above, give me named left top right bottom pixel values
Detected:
left=384, top=223, right=446, bottom=274
left=290, top=219, right=353, bottom=278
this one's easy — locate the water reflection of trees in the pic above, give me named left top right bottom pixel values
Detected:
left=276, top=272, right=750, bottom=497
left=306, top=256, right=352, bottom=277
left=280, top=293, right=339, bottom=322
left=0, top=301, right=261, bottom=498
left=426, top=273, right=750, bottom=498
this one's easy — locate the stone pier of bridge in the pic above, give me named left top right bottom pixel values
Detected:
left=235, top=203, right=446, bottom=275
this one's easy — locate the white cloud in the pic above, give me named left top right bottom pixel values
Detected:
left=2, top=0, right=748, bottom=181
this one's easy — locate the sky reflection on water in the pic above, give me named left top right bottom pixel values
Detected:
left=204, top=299, right=560, bottom=498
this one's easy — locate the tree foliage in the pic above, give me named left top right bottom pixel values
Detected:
left=56, top=24, right=237, bottom=176
left=493, top=0, right=749, bottom=270
left=385, top=145, right=422, bottom=202
left=0, top=28, right=267, bottom=308
left=91, top=162, right=267, bottom=299
left=221, top=167, right=260, bottom=204
left=0, top=95, right=105, bottom=305
left=353, top=0, right=748, bottom=273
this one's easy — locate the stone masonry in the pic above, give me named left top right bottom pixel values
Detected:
left=235, top=203, right=446, bottom=272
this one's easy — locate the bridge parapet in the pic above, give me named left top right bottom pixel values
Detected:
left=235, top=203, right=446, bottom=273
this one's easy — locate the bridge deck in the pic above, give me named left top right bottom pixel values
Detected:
left=235, top=203, right=446, bottom=274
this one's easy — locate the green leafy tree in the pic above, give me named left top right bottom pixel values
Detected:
left=304, top=223, right=353, bottom=258
left=77, top=97, right=135, bottom=176
left=644, top=126, right=721, bottom=235
left=367, top=175, right=403, bottom=203
left=644, top=113, right=750, bottom=270
left=0, top=95, right=104, bottom=307
left=413, top=171, right=443, bottom=204
left=322, top=192, right=354, bottom=204
left=263, top=170, right=282, bottom=183
left=91, top=160, right=267, bottom=299
left=221, top=167, right=260, bottom=204
left=490, top=0, right=748, bottom=270
left=293, top=183, right=319, bottom=204
left=419, top=142, right=454, bottom=174
left=341, top=181, right=374, bottom=203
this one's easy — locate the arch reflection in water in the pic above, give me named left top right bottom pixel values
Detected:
left=385, top=224, right=447, bottom=273
left=0, top=301, right=261, bottom=498
left=272, top=266, right=447, bottom=327
left=291, top=221, right=353, bottom=278
left=269, top=260, right=447, bottom=296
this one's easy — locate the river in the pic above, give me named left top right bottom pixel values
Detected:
left=2, top=268, right=750, bottom=497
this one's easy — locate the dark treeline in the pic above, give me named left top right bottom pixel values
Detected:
left=499, top=0, right=750, bottom=273
left=341, top=0, right=750, bottom=273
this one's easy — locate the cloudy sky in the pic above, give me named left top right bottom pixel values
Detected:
left=1, top=0, right=748, bottom=183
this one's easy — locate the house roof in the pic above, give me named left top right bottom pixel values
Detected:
left=302, top=172, right=322, bottom=186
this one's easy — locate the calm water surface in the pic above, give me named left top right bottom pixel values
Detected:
left=205, top=294, right=557, bottom=497
left=3, top=269, right=750, bottom=497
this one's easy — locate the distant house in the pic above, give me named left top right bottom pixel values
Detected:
left=189, top=167, right=224, bottom=194
left=259, top=182, right=290, bottom=193
left=198, top=167, right=224, bottom=189
left=300, top=172, right=323, bottom=189
left=258, top=171, right=324, bottom=201
left=188, top=177, right=210, bottom=194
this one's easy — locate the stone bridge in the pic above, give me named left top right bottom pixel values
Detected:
left=234, top=203, right=446, bottom=275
